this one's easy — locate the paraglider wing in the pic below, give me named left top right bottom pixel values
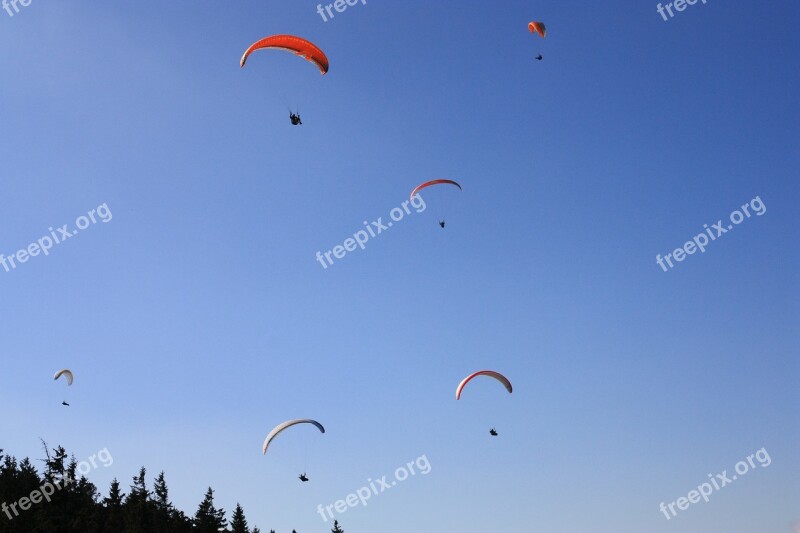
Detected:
left=262, top=419, right=325, bottom=455
left=53, top=369, right=74, bottom=386
left=410, top=179, right=462, bottom=201
left=455, top=371, right=512, bottom=400
left=528, top=21, right=547, bottom=38
left=240, top=35, right=329, bottom=75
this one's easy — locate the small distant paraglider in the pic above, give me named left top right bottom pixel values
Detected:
left=410, top=179, right=462, bottom=229
left=456, top=370, right=513, bottom=436
left=262, top=419, right=326, bottom=482
left=528, top=21, right=547, bottom=61
left=53, top=369, right=73, bottom=406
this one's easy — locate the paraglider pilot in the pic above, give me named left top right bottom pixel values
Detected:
left=61, top=401, right=70, bottom=407
left=290, top=112, right=302, bottom=125
left=439, top=220, right=446, bottom=228
left=299, top=473, right=309, bottom=482
left=489, top=428, right=498, bottom=436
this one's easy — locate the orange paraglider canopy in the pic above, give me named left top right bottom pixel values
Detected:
left=528, top=21, right=547, bottom=38
left=240, top=34, right=329, bottom=75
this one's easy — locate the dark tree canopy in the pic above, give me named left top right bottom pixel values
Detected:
left=0, top=445, right=290, bottom=533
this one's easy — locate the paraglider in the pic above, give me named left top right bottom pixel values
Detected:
left=54, top=369, right=74, bottom=406
left=240, top=35, right=329, bottom=75
left=240, top=35, right=328, bottom=124
left=263, top=419, right=325, bottom=481
left=457, top=371, right=512, bottom=436
left=410, top=179, right=462, bottom=228
left=528, top=21, right=547, bottom=61
left=455, top=370, right=513, bottom=400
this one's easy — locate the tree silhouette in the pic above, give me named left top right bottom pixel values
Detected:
left=101, top=479, right=125, bottom=533
left=0, top=444, right=276, bottom=533
left=331, top=519, right=345, bottom=533
left=193, top=487, right=227, bottom=533
left=230, top=503, right=249, bottom=533
left=123, top=467, right=154, bottom=533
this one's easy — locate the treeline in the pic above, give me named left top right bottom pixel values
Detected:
left=0, top=445, right=344, bottom=533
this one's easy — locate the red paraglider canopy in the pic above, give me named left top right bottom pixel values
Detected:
left=410, top=179, right=462, bottom=201
left=240, top=34, right=329, bottom=75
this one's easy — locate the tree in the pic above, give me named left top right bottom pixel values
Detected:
left=153, top=472, right=170, bottom=511
left=123, top=466, right=154, bottom=533
left=150, top=471, right=175, bottom=533
left=101, top=479, right=125, bottom=533
left=38, top=445, right=74, bottom=532
left=230, top=503, right=250, bottom=533
left=194, top=487, right=227, bottom=533
left=332, top=519, right=345, bottom=533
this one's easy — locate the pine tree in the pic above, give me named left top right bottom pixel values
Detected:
left=38, top=445, right=72, bottom=532
left=194, top=487, right=227, bottom=533
left=151, top=471, right=174, bottom=533
left=105, top=478, right=125, bottom=506
left=102, top=479, right=126, bottom=533
left=123, top=466, right=154, bottom=533
left=230, top=503, right=249, bottom=533
left=331, top=519, right=345, bottom=533
left=153, top=471, right=170, bottom=510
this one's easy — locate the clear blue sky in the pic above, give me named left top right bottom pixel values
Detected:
left=1, top=1, right=798, bottom=531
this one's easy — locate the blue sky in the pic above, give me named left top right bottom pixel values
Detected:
left=1, top=1, right=798, bottom=531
